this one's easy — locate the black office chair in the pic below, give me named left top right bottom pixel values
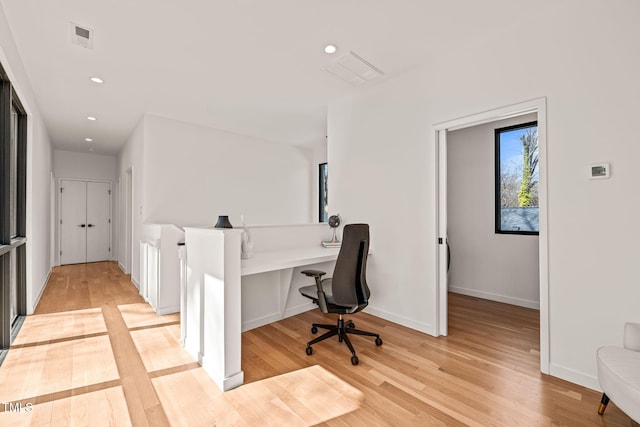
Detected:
left=299, top=223, right=382, bottom=365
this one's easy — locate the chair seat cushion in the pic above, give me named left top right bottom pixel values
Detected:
left=597, top=345, right=640, bottom=422
left=299, top=279, right=335, bottom=305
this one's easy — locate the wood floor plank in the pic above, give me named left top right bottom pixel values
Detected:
left=0, top=262, right=636, bottom=426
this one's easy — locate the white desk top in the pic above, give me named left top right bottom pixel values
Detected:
left=241, top=246, right=340, bottom=276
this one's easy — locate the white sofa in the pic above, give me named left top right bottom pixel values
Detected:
left=597, top=322, right=640, bottom=422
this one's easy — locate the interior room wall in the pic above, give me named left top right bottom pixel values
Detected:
left=117, top=114, right=318, bottom=286
left=53, top=150, right=118, bottom=265
left=142, top=114, right=315, bottom=227
left=447, top=114, right=539, bottom=309
left=117, top=119, right=145, bottom=285
left=328, top=0, right=640, bottom=390
left=53, top=149, right=117, bottom=181
left=0, top=3, right=53, bottom=313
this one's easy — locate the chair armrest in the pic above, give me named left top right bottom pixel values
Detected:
left=300, top=270, right=329, bottom=312
left=301, top=270, right=326, bottom=278
left=624, top=322, right=640, bottom=351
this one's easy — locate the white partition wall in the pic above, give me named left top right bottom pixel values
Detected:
left=141, top=224, right=185, bottom=314
left=184, top=223, right=344, bottom=391
left=184, top=227, right=244, bottom=391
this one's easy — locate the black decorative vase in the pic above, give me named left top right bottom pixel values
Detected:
left=214, top=215, right=233, bottom=229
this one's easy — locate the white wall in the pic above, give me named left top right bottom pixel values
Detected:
left=117, top=114, right=319, bottom=285
left=447, top=114, right=539, bottom=309
left=328, top=0, right=640, bottom=390
left=117, top=119, right=144, bottom=285
left=53, top=150, right=118, bottom=265
left=0, top=3, right=53, bottom=313
left=54, top=149, right=117, bottom=181
left=143, top=114, right=315, bottom=227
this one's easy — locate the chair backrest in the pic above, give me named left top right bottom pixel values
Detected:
left=331, top=224, right=370, bottom=309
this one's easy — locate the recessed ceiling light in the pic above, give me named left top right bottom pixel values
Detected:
left=324, top=44, right=337, bottom=54
left=90, top=77, right=104, bottom=84
left=85, top=138, right=93, bottom=142
left=87, top=116, right=97, bottom=121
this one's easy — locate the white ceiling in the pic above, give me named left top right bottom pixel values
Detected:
left=1, top=0, right=555, bottom=155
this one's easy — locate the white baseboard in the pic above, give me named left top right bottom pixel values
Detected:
left=449, top=286, right=540, bottom=310
left=118, top=262, right=126, bottom=273
left=284, top=302, right=315, bottom=318
left=242, top=313, right=281, bottom=332
left=241, top=302, right=316, bottom=332
left=183, top=337, right=201, bottom=363
left=364, top=306, right=435, bottom=336
left=30, top=269, right=51, bottom=314
left=201, top=357, right=244, bottom=391
left=156, top=305, right=180, bottom=316
left=131, top=276, right=140, bottom=290
left=549, top=362, right=600, bottom=391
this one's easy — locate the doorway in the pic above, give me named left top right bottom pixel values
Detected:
left=59, top=179, right=112, bottom=265
left=434, top=98, right=549, bottom=373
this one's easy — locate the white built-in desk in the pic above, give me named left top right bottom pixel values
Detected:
left=241, top=246, right=340, bottom=276
left=240, top=246, right=340, bottom=331
left=183, top=224, right=340, bottom=392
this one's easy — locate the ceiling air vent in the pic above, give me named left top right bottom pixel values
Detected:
left=70, top=23, right=94, bottom=49
left=324, top=51, right=384, bottom=86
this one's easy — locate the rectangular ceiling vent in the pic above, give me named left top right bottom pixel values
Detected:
left=70, top=22, right=94, bottom=49
left=324, top=51, right=384, bottom=86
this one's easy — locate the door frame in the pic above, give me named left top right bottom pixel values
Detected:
left=57, top=178, right=113, bottom=265
left=124, top=168, right=133, bottom=274
left=433, top=97, right=549, bottom=374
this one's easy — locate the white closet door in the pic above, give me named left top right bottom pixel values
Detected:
left=86, top=181, right=111, bottom=263
left=60, top=180, right=112, bottom=265
left=60, top=179, right=88, bottom=265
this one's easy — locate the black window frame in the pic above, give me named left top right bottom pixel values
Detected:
left=318, top=163, right=328, bottom=223
left=494, top=121, right=539, bottom=236
left=0, top=62, right=27, bottom=353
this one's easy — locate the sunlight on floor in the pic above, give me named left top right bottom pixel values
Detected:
left=153, top=365, right=364, bottom=426
left=118, top=303, right=179, bottom=329
left=12, top=308, right=106, bottom=346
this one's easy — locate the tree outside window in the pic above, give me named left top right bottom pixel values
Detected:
left=495, top=121, right=539, bottom=234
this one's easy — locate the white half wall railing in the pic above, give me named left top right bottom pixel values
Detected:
left=141, top=224, right=185, bottom=315
left=183, top=222, right=343, bottom=391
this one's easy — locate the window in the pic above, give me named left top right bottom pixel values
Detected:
left=0, top=63, right=27, bottom=352
left=495, top=121, right=539, bottom=234
left=319, top=163, right=328, bottom=222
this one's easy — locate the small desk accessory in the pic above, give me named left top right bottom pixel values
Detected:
left=240, top=214, right=254, bottom=259
left=322, top=214, right=342, bottom=248
left=215, top=215, right=233, bottom=228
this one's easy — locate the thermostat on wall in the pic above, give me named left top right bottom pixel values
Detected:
left=590, top=163, right=610, bottom=179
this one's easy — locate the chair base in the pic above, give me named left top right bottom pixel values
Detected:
left=305, top=314, right=382, bottom=365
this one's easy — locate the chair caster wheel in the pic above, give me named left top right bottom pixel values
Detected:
left=306, top=346, right=313, bottom=356
left=375, top=337, right=383, bottom=346
left=311, top=326, right=318, bottom=334
left=346, top=321, right=355, bottom=328
left=351, top=355, right=359, bottom=365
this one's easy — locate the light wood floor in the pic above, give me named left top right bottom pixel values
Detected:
left=0, top=261, right=634, bottom=426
